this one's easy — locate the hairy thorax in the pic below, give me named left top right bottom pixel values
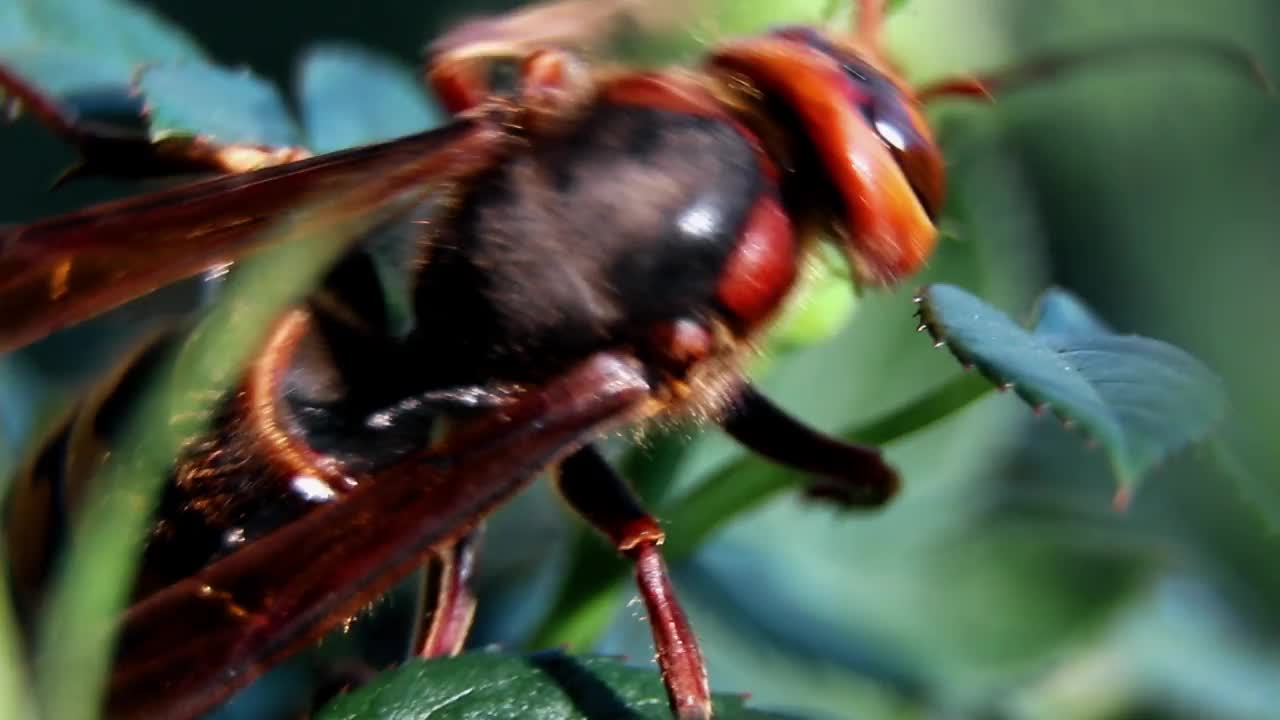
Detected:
left=413, top=101, right=765, bottom=385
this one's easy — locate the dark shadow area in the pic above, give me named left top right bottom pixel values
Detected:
left=527, top=651, right=646, bottom=720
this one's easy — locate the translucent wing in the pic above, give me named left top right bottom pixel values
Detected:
left=0, top=118, right=506, bottom=353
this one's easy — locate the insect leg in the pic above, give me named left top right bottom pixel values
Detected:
left=410, top=530, right=482, bottom=658
left=426, top=35, right=589, bottom=114
left=424, top=0, right=691, bottom=113
left=0, top=64, right=309, bottom=184
left=854, top=0, right=887, bottom=51
left=428, top=0, right=687, bottom=63
left=108, top=352, right=651, bottom=720
left=554, top=445, right=711, bottom=720
left=720, top=384, right=899, bottom=508
left=916, top=35, right=1271, bottom=103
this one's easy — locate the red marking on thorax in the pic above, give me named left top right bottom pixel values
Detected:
left=601, top=73, right=798, bottom=334
left=715, top=194, right=798, bottom=332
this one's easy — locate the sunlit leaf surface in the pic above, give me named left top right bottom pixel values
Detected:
left=917, top=284, right=1226, bottom=499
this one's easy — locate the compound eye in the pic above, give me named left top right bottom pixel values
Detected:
left=867, top=98, right=946, bottom=221
left=766, top=27, right=946, bottom=221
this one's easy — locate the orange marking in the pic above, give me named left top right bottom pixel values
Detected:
left=49, top=259, right=71, bottom=300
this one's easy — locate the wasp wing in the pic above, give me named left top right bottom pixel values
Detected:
left=106, top=353, right=650, bottom=720
left=0, top=118, right=506, bottom=353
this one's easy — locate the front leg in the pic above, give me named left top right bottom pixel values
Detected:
left=554, top=445, right=712, bottom=720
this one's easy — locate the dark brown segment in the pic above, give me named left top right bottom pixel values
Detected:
left=556, top=446, right=661, bottom=550
left=7, top=331, right=181, bottom=611
left=721, top=384, right=899, bottom=507
left=107, top=352, right=651, bottom=720
left=554, top=445, right=711, bottom=719
left=4, top=423, right=73, bottom=620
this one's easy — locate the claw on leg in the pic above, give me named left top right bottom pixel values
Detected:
left=720, top=384, right=899, bottom=508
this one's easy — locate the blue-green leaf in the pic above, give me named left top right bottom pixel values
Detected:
left=296, top=44, right=441, bottom=153
left=917, top=284, right=1226, bottom=500
left=294, top=44, right=445, bottom=334
left=293, top=44, right=445, bottom=335
left=0, top=0, right=202, bottom=125
left=317, top=652, right=784, bottom=720
left=0, top=47, right=134, bottom=100
left=1, top=1, right=301, bottom=149
left=1031, top=288, right=1115, bottom=338
left=136, top=63, right=302, bottom=146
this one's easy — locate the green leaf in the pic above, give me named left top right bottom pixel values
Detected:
left=318, top=652, right=785, bottom=720
left=916, top=284, right=1227, bottom=500
left=760, top=245, right=857, bottom=360
left=297, top=44, right=442, bottom=154
left=136, top=63, right=302, bottom=146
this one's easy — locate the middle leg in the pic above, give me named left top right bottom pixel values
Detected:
left=554, top=445, right=711, bottom=720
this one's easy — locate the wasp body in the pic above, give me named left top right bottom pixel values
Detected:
left=3, top=0, right=1256, bottom=717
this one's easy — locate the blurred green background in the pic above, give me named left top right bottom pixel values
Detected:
left=2, top=1, right=1279, bottom=718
